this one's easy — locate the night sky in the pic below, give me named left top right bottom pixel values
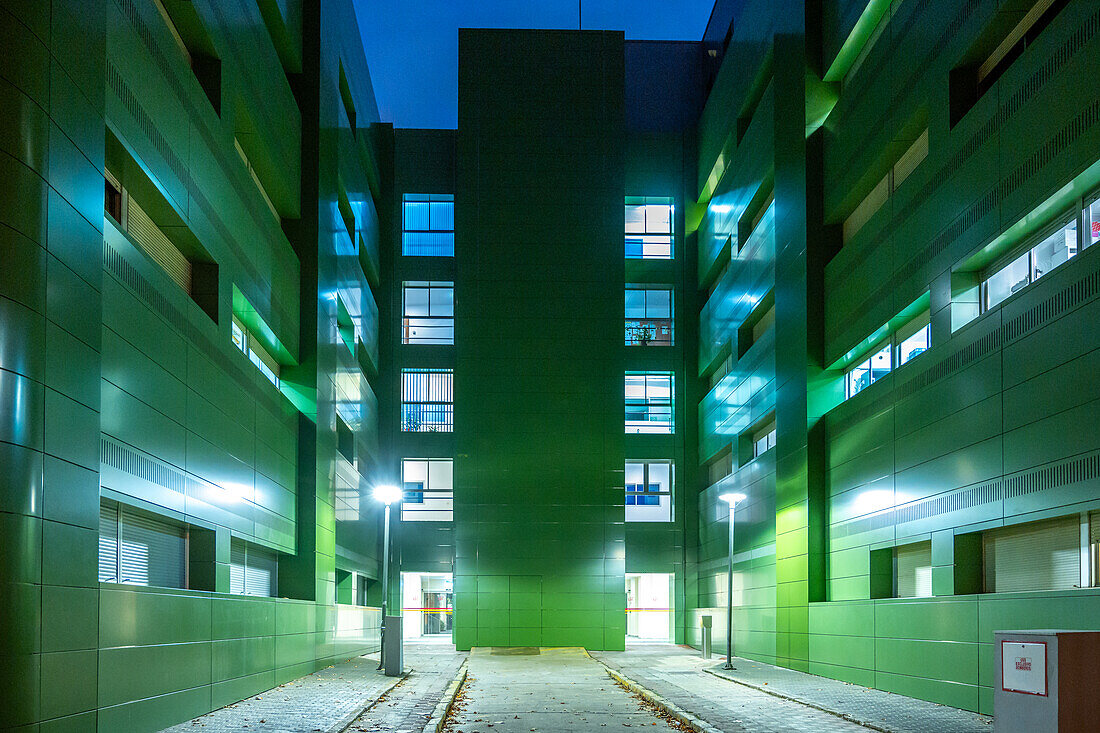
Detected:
left=354, top=0, right=716, bottom=129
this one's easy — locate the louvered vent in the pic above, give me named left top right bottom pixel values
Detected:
left=126, top=198, right=192, bottom=294
left=983, top=515, right=1080, bottom=593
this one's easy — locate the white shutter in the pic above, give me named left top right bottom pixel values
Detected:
left=984, top=516, right=1081, bottom=593
left=896, top=541, right=932, bottom=598
left=245, top=547, right=278, bottom=597
left=230, top=540, right=247, bottom=595
left=99, top=502, right=119, bottom=582
left=126, top=197, right=192, bottom=294
left=118, top=507, right=187, bottom=588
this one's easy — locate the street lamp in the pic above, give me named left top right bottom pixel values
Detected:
left=718, top=492, right=747, bottom=670
left=373, top=484, right=402, bottom=672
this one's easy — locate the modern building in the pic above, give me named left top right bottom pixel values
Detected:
left=2, top=0, right=1099, bottom=728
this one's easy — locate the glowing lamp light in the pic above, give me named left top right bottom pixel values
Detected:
left=718, top=492, right=748, bottom=506
left=372, top=484, right=402, bottom=505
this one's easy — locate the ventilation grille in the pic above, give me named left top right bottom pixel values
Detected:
left=837, top=98, right=1100, bottom=330
left=126, top=198, right=192, bottom=293
left=1002, top=267, right=1100, bottom=342
left=101, top=435, right=294, bottom=542
left=829, top=7, right=1100, bottom=295
left=831, top=451, right=1100, bottom=539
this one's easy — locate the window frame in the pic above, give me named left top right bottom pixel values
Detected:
left=402, top=281, right=455, bottom=345
left=625, top=371, right=675, bottom=434
left=401, top=458, right=454, bottom=522
left=625, top=285, right=674, bottom=346
left=625, top=196, right=675, bottom=260
left=980, top=211, right=1081, bottom=314
left=625, top=460, right=674, bottom=522
left=401, top=368, right=454, bottom=432
left=402, top=193, right=455, bottom=256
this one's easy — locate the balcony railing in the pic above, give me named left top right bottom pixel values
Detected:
left=625, top=318, right=673, bottom=346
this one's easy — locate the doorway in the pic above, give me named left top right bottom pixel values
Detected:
left=401, top=572, right=453, bottom=639
left=625, top=573, right=673, bottom=641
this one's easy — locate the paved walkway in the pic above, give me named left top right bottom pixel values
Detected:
left=593, top=644, right=992, bottom=733
left=167, top=639, right=466, bottom=733
left=346, top=639, right=466, bottom=731
left=444, top=646, right=675, bottom=733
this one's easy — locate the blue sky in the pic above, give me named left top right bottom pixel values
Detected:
left=353, top=0, right=716, bottom=129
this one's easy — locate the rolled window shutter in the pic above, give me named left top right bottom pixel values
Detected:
left=230, top=540, right=247, bottom=595
left=118, top=507, right=186, bottom=588
left=99, top=502, right=119, bottom=582
left=244, top=547, right=278, bottom=597
left=126, top=197, right=192, bottom=294
left=896, top=541, right=932, bottom=598
left=984, top=515, right=1080, bottom=593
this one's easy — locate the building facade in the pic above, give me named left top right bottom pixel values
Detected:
left=2, top=0, right=1100, bottom=728
left=1, top=0, right=386, bottom=729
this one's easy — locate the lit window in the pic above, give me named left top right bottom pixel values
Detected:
left=1088, top=196, right=1100, bottom=247
left=626, top=372, right=674, bottom=434
left=625, top=197, right=673, bottom=259
left=752, top=417, right=776, bottom=459
left=625, top=461, right=673, bottom=522
left=625, top=286, right=673, bottom=345
left=845, top=343, right=891, bottom=399
left=983, top=217, right=1078, bottom=312
left=896, top=315, right=931, bottom=367
left=232, top=314, right=281, bottom=389
left=401, top=459, right=453, bottom=521
left=229, top=539, right=278, bottom=597
left=403, top=194, right=454, bottom=256
left=401, top=369, right=453, bottom=432
left=403, top=281, right=454, bottom=344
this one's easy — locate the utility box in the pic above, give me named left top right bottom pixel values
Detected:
left=994, top=630, right=1100, bottom=731
left=383, top=614, right=403, bottom=677
left=700, top=615, right=712, bottom=659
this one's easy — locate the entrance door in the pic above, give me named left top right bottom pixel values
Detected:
left=625, top=573, right=672, bottom=641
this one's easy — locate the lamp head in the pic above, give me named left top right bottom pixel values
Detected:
left=372, top=484, right=402, bottom=505
left=718, top=492, right=747, bottom=507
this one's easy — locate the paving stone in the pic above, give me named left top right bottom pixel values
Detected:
left=165, top=640, right=466, bottom=733
left=592, top=644, right=993, bottom=733
left=346, top=642, right=467, bottom=732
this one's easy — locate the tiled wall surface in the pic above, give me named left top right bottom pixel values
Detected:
left=694, top=0, right=1100, bottom=716
left=0, top=0, right=385, bottom=729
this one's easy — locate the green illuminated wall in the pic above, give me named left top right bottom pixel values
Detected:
left=694, top=0, right=1100, bottom=716
left=0, top=0, right=386, bottom=729
left=452, top=29, right=627, bottom=650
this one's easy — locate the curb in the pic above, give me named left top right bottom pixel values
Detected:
left=601, top=664, right=724, bottom=733
left=332, top=669, right=409, bottom=733
left=703, top=667, right=893, bottom=733
left=422, top=661, right=469, bottom=733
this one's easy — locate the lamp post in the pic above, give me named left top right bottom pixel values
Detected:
left=373, top=484, right=402, bottom=672
left=718, top=492, right=747, bottom=670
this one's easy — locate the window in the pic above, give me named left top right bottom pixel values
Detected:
left=402, top=369, right=453, bottom=432
left=229, top=539, right=278, bottom=597
left=625, top=286, right=673, bottom=345
left=951, top=0, right=1070, bottom=126
left=1088, top=194, right=1100, bottom=248
left=708, top=354, right=733, bottom=392
left=707, top=451, right=733, bottom=487
left=98, top=500, right=187, bottom=588
left=751, top=416, right=776, bottom=459
left=896, top=541, right=932, bottom=598
left=983, top=515, right=1081, bottom=593
left=982, top=216, right=1079, bottom=312
left=403, top=281, right=454, bottom=345
left=625, top=461, right=673, bottom=522
left=235, top=138, right=279, bottom=222
left=843, top=129, right=928, bottom=243
left=401, top=459, right=453, bottom=521
left=895, top=313, right=931, bottom=367
left=845, top=342, right=891, bottom=399
left=403, top=194, right=454, bottom=256
left=738, top=185, right=773, bottom=250
left=232, top=315, right=280, bottom=388
left=625, top=372, right=674, bottom=434
left=625, top=197, right=673, bottom=259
